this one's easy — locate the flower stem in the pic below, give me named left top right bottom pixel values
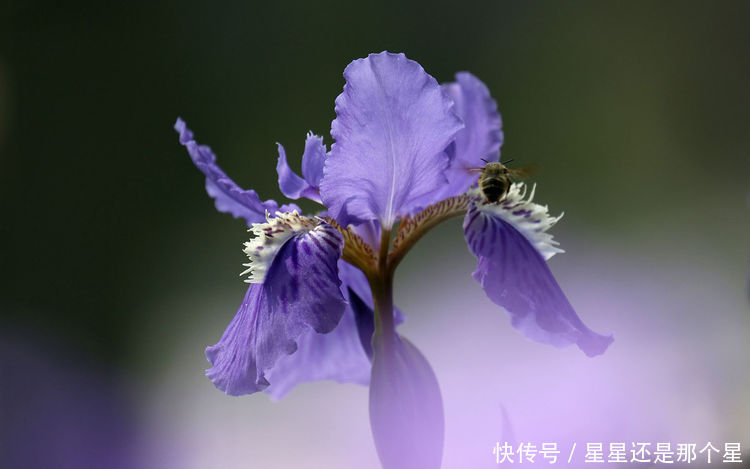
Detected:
left=370, top=224, right=396, bottom=347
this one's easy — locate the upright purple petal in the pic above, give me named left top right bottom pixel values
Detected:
left=321, top=52, right=464, bottom=227
left=175, top=118, right=283, bottom=225
left=369, top=334, right=444, bottom=469
left=300, top=132, right=327, bottom=189
left=275, top=143, right=308, bottom=200
left=463, top=184, right=613, bottom=357
left=205, top=218, right=346, bottom=395
left=440, top=72, right=504, bottom=198
left=275, top=133, right=326, bottom=203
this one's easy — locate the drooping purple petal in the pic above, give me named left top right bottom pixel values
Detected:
left=262, top=259, right=405, bottom=398
left=263, top=301, right=371, bottom=399
left=347, top=285, right=376, bottom=359
left=338, top=257, right=372, bottom=307
left=275, top=133, right=327, bottom=204
left=463, top=185, right=613, bottom=357
left=262, top=260, right=373, bottom=399
left=205, top=221, right=346, bottom=396
left=369, top=333, right=444, bottom=469
left=175, top=118, right=288, bottom=225
left=440, top=72, right=504, bottom=198
left=339, top=259, right=377, bottom=359
left=321, top=51, right=464, bottom=227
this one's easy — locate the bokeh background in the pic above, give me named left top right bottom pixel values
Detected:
left=2, top=1, right=749, bottom=467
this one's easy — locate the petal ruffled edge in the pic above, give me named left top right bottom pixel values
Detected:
left=300, top=132, right=327, bottom=189
left=241, top=211, right=320, bottom=283
left=263, top=304, right=371, bottom=400
left=463, top=184, right=613, bottom=357
left=439, top=72, right=504, bottom=198
left=205, top=217, right=347, bottom=395
left=275, top=133, right=327, bottom=204
left=175, top=118, right=287, bottom=225
left=261, top=259, right=407, bottom=399
left=321, top=51, right=463, bottom=227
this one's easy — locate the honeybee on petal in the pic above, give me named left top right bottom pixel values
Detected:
left=471, top=159, right=538, bottom=203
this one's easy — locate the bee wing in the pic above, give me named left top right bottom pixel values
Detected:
left=506, top=163, right=540, bottom=180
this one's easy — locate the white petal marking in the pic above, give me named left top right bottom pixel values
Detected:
left=475, top=183, right=564, bottom=260
left=241, top=211, right=319, bottom=283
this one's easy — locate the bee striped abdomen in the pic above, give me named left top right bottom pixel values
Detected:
left=480, top=177, right=508, bottom=203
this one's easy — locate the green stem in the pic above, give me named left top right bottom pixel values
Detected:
left=370, top=225, right=396, bottom=347
left=366, top=196, right=471, bottom=349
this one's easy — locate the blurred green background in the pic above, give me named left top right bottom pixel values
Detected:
left=3, top=0, right=748, bottom=366
left=2, top=1, right=749, bottom=467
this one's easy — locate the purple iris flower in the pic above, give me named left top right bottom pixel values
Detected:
left=176, top=51, right=613, bottom=468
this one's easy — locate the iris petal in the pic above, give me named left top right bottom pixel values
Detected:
left=369, top=334, right=444, bottom=469
left=275, top=133, right=327, bottom=203
left=205, top=220, right=347, bottom=396
left=263, top=260, right=374, bottom=399
left=275, top=143, right=309, bottom=201
left=440, top=72, right=504, bottom=198
left=300, top=132, right=327, bottom=189
left=321, top=51, right=463, bottom=227
left=175, top=118, right=289, bottom=225
left=263, top=302, right=371, bottom=399
left=463, top=184, right=613, bottom=357
left=263, top=258, right=409, bottom=398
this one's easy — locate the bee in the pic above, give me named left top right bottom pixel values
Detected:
left=473, top=158, right=538, bottom=203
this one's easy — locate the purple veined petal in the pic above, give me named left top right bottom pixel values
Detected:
left=321, top=51, right=464, bottom=228
left=369, top=333, right=444, bottom=469
left=263, top=300, right=371, bottom=400
left=275, top=135, right=325, bottom=204
left=463, top=184, right=614, bottom=357
left=263, top=259, right=407, bottom=399
left=175, top=118, right=286, bottom=225
left=439, top=72, right=504, bottom=198
left=263, top=260, right=373, bottom=399
left=205, top=216, right=347, bottom=396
